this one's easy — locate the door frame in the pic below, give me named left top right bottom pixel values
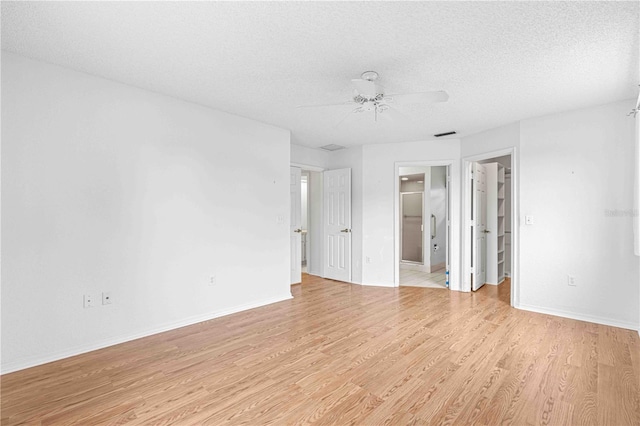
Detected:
left=462, top=147, right=519, bottom=307
left=291, top=162, right=325, bottom=278
left=394, top=160, right=458, bottom=289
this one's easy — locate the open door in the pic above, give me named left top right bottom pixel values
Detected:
left=290, top=167, right=302, bottom=284
left=323, top=168, right=351, bottom=282
left=471, top=162, right=487, bottom=291
left=445, top=166, right=451, bottom=288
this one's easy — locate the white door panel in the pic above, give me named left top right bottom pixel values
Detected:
left=324, top=168, right=351, bottom=282
left=445, top=166, right=450, bottom=288
left=290, top=167, right=302, bottom=284
left=472, top=163, right=487, bottom=291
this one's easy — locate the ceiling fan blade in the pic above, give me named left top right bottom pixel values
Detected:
left=377, top=104, right=415, bottom=125
left=351, top=79, right=378, bottom=98
left=385, top=90, right=449, bottom=104
left=296, top=101, right=356, bottom=109
left=332, top=108, right=361, bottom=129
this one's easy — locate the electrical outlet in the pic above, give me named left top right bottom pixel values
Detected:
left=525, top=215, right=534, bottom=225
left=102, top=292, right=112, bottom=305
left=209, top=275, right=217, bottom=286
left=366, top=257, right=371, bottom=264
left=84, top=294, right=96, bottom=308
left=567, top=275, right=576, bottom=287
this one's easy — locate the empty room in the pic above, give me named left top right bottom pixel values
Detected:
left=2, top=1, right=639, bottom=425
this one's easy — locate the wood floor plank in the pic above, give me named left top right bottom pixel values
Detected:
left=2, top=275, right=639, bottom=425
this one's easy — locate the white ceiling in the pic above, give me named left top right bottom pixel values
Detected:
left=2, top=1, right=638, bottom=149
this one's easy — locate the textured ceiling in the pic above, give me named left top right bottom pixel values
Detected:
left=2, top=1, right=638, bottom=148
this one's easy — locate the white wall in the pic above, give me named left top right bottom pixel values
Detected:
left=291, top=144, right=331, bottom=170
left=462, top=122, right=521, bottom=158
left=359, top=139, right=461, bottom=288
left=518, top=100, right=639, bottom=328
left=1, top=53, right=292, bottom=373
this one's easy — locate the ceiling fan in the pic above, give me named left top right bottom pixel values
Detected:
left=297, top=71, right=449, bottom=122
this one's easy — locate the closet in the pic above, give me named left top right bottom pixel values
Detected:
left=485, top=163, right=506, bottom=284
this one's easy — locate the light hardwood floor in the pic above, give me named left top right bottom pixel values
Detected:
left=2, top=274, right=639, bottom=425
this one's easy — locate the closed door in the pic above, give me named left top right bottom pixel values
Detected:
left=290, top=167, right=302, bottom=284
left=323, top=168, right=351, bottom=282
left=472, top=163, right=487, bottom=291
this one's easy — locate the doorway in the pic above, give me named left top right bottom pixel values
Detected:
left=398, top=165, right=449, bottom=289
left=463, top=149, right=517, bottom=306
left=290, top=164, right=324, bottom=284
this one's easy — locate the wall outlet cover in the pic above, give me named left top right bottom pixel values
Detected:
left=84, top=294, right=96, bottom=308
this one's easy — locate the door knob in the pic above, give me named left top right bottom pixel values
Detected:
left=294, top=229, right=302, bottom=233
left=482, top=229, right=490, bottom=233
left=340, top=228, right=351, bottom=233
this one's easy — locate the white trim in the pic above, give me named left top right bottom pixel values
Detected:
left=361, top=281, right=395, bottom=288
left=1, top=293, right=293, bottom=375
left=462, top=147, right=519, bottom=308
left=394, top=160, right=458, bottom=290
left=290, top=162, right=324, bottom=172
left=516, top=303, right=639, bottom=331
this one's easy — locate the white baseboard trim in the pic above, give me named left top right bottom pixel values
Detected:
left=1, top=293, right=293, bottom=375
left=516, top=303, right=638, bottom=331
left=361, top=281, right=395, bottom=288
left=430, top=262, right=446, bottom=272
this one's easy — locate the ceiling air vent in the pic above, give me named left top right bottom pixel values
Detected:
left=319, top=144, right=346, bottom=151
left=434, top=131, right=457, bottom=137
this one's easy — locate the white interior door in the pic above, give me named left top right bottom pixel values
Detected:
left=323, top=168, right=351, bottom=282
left=290, top=167, right=302, bottom=284
left=472, top=163, right=487, bottom=291
left=445, top=166, right=450, bottom=288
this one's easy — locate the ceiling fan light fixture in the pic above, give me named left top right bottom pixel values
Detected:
left=361, top=71, right=379, bottom=81
left=299, top=71, right=448, bottom=125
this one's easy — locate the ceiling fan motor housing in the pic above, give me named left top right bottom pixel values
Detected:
left=353, top=93, right=384, bottom=105
left=361, top=71, right=379, bottom=81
